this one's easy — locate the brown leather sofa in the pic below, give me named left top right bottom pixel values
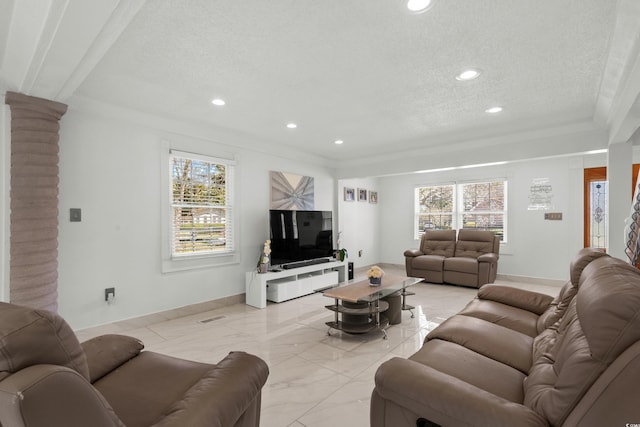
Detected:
left=372, top=248, right=640, bottom=426
left=0, top=302, right=269, bottom=427
left=404, top=229, right=500, bottom=288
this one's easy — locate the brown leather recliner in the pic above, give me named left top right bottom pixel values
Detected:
left=404, top=230, right=456, bottom=283
left=0, top=302, right=269, bottom=427
left=443, top=229, right=500, bottom=287
left=372, top=249, right=640, bottom=426
left=404, top=229, right=500, bottom=288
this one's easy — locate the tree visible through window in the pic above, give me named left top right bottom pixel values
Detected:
left=415, top=180, right=507, bottom=241
left=171, top=151, right=234, bottom=257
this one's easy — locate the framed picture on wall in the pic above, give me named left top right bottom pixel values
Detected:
left=358, top=188, right=367, bottom=202
left=344, top=187, right=355, bottom=201
left=369, top=191, right=378, bottom=204
left=270, top=171, right=314, bottom=210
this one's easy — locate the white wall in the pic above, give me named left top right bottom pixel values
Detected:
left=57, top=105, right=336, bottom=329
left=337, top=177, right=380, bottom=269
left=4, top=96, right=639, bottom=329
left=378, top=154, right=606, bottom=281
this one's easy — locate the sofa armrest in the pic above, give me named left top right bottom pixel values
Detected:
left=151, top=351, right=269, bottom=427
left=477, top=284, right=554, bottom=315
left=404, top=249, right=423, bottom=258
left=373, top=358, right=547, bottom=427
left=478, top=253, right=498, bottom=263
left=82, top=334, right=144, bottom=383
left=0, top=364, right=125, bottom=427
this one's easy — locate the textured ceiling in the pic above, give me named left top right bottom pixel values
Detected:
left=64, top=1, right=620, bottom=161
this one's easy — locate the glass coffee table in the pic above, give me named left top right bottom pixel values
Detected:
left=322, top=275, right=422, bottom=339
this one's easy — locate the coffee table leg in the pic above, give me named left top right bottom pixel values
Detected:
left=328, top=298, right=340, bottom=336
left=402, top=289, right=415, bottom=318
left=373, top=299, right=387, bottom=340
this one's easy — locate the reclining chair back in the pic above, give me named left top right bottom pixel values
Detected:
left=454, top=229, right=498, bottom=258
left=524, top=256, right=640, bottom=426
left=419, top=230, right=456, bottom=257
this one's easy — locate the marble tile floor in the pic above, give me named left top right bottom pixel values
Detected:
left=75, top=266, right=562, bottom=427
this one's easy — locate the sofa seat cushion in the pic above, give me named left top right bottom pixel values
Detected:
left=93, top=351, right=215, bottom=427
left=426, top=315, right=533, bottom=374
left=409, top=339, right=526, bottom=403
left=458, top=299, right=539, bottom=337
left=93, top=350, right=268, bottom=427
left=444, top=257, right=478, bottom=274
left=412, top=255, right=445, bottom=271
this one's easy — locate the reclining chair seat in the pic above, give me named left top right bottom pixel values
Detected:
left=443, top=229, right=500, bottom=287
left=0, top=302, right=269, bottom=427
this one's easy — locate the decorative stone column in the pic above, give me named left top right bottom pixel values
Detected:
left=5, top=91, right=67, bottom=312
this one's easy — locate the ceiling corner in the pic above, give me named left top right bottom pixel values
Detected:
left=594, top=0, right=640, bottom=142
left=56, top=0, right=148, bottom=101
left=1, top=0, right=147, bottom=102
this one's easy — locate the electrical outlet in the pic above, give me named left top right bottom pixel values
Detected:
left=105, top=287, right=115, bottom=302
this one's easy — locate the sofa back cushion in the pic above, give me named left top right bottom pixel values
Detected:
left=420, top=230, right=456, bottom=257
left=568, top=247, right=607, bottom=287
left=524, top=257, right=640, bottom=426
left=536, top=248, right=609, bottom=333
left=454, top=229, right=496, bottom=258
left=0, top=302, right=90, bottom=381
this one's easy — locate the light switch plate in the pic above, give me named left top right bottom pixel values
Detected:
left=70, top=208, right=82, bottom=222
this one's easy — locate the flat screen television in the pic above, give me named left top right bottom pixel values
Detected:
left=269, top=210, right=333, bottom=266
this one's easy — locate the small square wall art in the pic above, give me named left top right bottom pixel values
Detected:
left=344, top=187, right=355, bottom=201
left=369, top=191, right=378, bottom=204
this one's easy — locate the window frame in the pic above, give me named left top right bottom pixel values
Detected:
left=170, top=150, right=234, bottom=258
left=414, top=178, right=508, bottom=242
left=161, top=142, right=239, bottom=273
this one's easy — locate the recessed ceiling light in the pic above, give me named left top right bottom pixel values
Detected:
left=211, top=98, right=225, bottom=106
left=334, top=140, right=344, bottom=145
left=456, top=69, right=481, bottom=81
left=485, top=106, right=503, bottom=114
left=407, top=0, right=434, bottom=13
left=286, top=123, right=297, bottom=129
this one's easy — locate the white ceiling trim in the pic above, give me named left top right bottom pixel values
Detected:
left=594, top=0, right=640, bottom=143
left=56, top=0, right=147, bottom=101
left=0, top=0, right=57, bottom=93
left=20, top=0, right=69, bottom=95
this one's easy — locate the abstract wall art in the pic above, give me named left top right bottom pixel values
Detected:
left=270, top=171, right=314, bottom=210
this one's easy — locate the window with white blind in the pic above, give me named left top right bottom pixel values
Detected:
left=415, top=179, right=507, bottom=242
left=170, top=150, right=235, bottom=257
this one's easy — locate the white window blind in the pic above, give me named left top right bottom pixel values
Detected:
left=170, top=150, right=235, bottom=257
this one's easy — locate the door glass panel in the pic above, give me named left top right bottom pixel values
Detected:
left=589, top=180, right=608, bottom=249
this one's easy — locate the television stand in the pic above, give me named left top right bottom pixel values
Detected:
left=245, top=260, right=347, bottom=308
left=281, top=257, right=331, bottom=270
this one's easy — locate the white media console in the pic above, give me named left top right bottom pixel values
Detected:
left=245, top=260, right=347, bottom=308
